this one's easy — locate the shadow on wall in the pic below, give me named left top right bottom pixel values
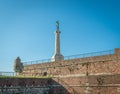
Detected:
left=0, top=78, right=69, bottom=94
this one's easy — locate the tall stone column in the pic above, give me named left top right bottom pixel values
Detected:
left=51, top=21, right=64, bottom=61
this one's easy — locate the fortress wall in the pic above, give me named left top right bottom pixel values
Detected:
left=0, top=74, right=120, bottom=94
left=88, top=58, right=120, bottom=74
left=22, top=53, right=120, bottom=76
left=0, top=78, right=69, bottom=94
left=52, top=74, right=120, bottom=94
left=0, top=78, right=51, bottom=86
left=15, top=49, right=120, bottom=94
left=53, top=74, right=120, bottom=86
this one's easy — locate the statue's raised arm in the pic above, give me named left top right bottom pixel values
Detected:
left=56, top=21, right=59, bottom=30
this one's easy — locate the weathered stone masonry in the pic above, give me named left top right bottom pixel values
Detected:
left=16, top=48, right=120, bottom=94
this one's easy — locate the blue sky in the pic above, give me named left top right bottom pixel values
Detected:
left=0, top=0, right=120, bottom=72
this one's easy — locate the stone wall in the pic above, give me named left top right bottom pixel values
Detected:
left=0, top=78, right=50, bottom=87
left=53, top=74, right=120, bottom=94
left=22, top=49, right=120, bottom=77
left=14, top=48, right=120, bottom=94
left=0, top=78, right=68, bottom=94
left=1, top=74, right=120, bottom=94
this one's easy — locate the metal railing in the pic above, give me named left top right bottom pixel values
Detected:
left=23, top=49, right=114, bottom=66
left=23, top=58, right=52, bottom=66
left=0, top=72, right=15, bottom=77
left=64, top=49, right=114, bottom=60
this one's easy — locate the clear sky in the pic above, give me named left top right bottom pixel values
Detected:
left=0, top=0, right=120, bottom=72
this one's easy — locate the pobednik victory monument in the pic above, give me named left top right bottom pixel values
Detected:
left=51, top=21, right=64, bottom=61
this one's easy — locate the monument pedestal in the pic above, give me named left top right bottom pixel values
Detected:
left=52, top=53, right=64, bottom=61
